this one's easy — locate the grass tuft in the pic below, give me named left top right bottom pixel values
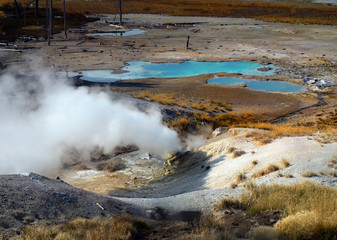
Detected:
left=302, top=170, right=319, bottom=178
left=19, top=215, right=148, bottom=240
left=252, top=164, right=280, bottom=178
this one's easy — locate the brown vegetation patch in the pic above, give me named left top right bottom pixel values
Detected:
left=252, top=164, right=280, bottom=178
left=34, top=0, right=337, bottom=25
left=19, top=215, right=148, bottom=240
left=217, top=182, right=337, bottom=239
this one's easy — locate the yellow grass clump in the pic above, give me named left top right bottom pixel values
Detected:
left=252, top=164, right=279, bottom=178
left=19, top=215, right=148, bottom=240
left=245, top=182, right=337, bottom=239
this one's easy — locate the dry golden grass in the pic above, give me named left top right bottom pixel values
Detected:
left=275, top=211, right=337, bottom=240
left=242, top=123, right=337, bottom=145
left=327, top=155, right=337, bottom=169
left=232, top=150, right=245, bottom=159
left=19, top=215, right=148, bottom=240
left=214, top=198, right=245, bottom=211
left=103, top=159, right=123, bottom=172
left=148, top=93, right=175, bottom=106
left=285, top=173, right=294, bottom=178
left=251, top=160, right=258, bottom=168
left=250, top=226, right=278, bottom=240
left=227, top=147, right=236, bottom=154
left=241, top=182, right=337, bottom=239
left=233, top=172, right=246, bottom=186
left=23, top=0, right=336, bottom=25
left=302, top=170, right=319, bottom=178
left=252, top=164, right=280, bottom=178
left=169, top=116, right=192, bottom=132
left=281, top=159, right=290, bottom=168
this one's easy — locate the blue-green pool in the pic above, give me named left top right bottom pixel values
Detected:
left=207, top=77, right=307, bottom=93
left=70, top=61, right=279, bottom=82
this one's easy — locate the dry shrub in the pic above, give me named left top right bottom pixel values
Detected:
left=104, top=159, right=123, bottom=172
left=226, top=147, right=236, bottom=154
left=215, top=182, right=337, bottom=239
left=250, top=226, right=278, bottom=240
left=149, top=93, right=174, bottom=105
left=275, top=211, right=337, bottom=240
left=281, top=159, right=290, bottom=168
left=244, top=182, right=337, bottom=216
left=251, top=160, right=258, bottom=168
left=302, top=170, right=319, bottom=178
left=327, top=155, right=337, bottom=168
left=194, top=214, right=235, bottom=240
left=235, top=172, right=246, bottom=184
left=214, top=198, right=246, bottom=211
left=20, top=215, right=148, bottom=240
left=238, top=122, right=337, bottom=145
left=179, top=102, right=187, bottom=108
left=232, top=150, right=245, bottom=158
left=252, top=164, right=279, bottom=178
left=136, top=91, right=151, bottom=99
left=170, top=116, right=192, bottom=132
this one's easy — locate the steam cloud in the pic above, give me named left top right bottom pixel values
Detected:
left=0, top=64, right=181, bottom=174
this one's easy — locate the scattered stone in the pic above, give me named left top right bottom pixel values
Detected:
left=257, top=66, right=273, bottom=72
left=140, top=153, right=151, bottom=160
left=145, top=207, right=164, bottom=220
left=212, top=127, right=229, bottom=137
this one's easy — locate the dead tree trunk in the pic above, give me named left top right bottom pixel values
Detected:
left=45, top=0, right=49, bottom=40
left=63, top=0, right=67, bottom=39
left=186, top=35, right=190, bottom=49
left=48, top=0, right=52, bottom=45
left=50, top=0, right=53, bottom=36
left=14, top=0, right=20, bottom=28
left=35, top=0, right=39, bottom=17
left=119, top=0, right=122, bottom=25
left=23, top=0, right=26, bottom=27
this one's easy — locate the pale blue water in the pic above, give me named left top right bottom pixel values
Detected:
left=76, top=61, right=279, bottom=82
left=218, top=24, right=270, bottom=29
left=207, top=77, right=307, bottom=93
left=86, top=29, right=146, bottom=37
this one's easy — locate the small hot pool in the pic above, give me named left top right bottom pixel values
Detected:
left=207, top=77, right=307, bottom=93
left=86, top=29, right=146, bottom=37
left=64, top=61, right=279, bottom=82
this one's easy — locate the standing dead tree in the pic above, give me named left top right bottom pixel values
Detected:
left=63, top=0, right=67, bottom=39
left=35, top=0, right=39, bottom=17
left=14, top=0, right=20, bottom=28
left=119, top=0, right=122, bottom=25
left=44, top=0, right=53, bottom=45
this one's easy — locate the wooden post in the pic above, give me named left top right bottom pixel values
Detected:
left=63, top=0, right=67, bottom=39
left=14, top=0, right=20, bottom=28
left=186, top=35, right=190, bottom=49
left=119, top=0, right=122, bottom=26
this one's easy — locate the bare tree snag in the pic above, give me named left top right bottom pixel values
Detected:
left=45, top=0, right=48, bottom=40
left=35, top=0, right=39, bottom=17
left=63, top=0, right=67, bottom=39
left=119, top=0, right=122, bottom=25
left=14, top=0, right=20, bottom=28
left=186, top=35, right=190, bottom=49
left=50, top=0, right=53, bottom=36
left=48, top=0, right=52, bottom=45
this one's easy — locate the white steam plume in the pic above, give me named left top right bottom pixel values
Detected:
left=0, top=65, right=181, bottom=174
